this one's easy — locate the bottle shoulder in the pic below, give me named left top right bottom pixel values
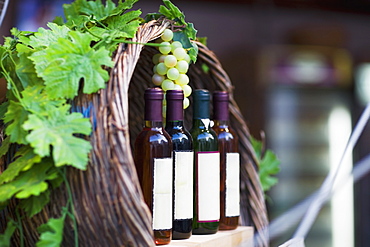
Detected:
left=135, top=128, right=172, bottom=144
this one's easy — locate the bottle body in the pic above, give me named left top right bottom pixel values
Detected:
left=134, top=88, right=173, bottom=245
left=190, top=89, right=220, bottom=235
left=213, top=91, right=240, bottom=230
left=165, top=90, right=194, bottom=240
left=213, top=123, right=240, bottom=230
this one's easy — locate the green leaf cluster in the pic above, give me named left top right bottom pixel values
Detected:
left=0, top=0, right=155, bottom=245
left=0, top=0, right=197, bottom=245
left=250, top=136, right=281, bottom=192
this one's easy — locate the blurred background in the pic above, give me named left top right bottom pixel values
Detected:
left=2, top=0, right=370, bottom=246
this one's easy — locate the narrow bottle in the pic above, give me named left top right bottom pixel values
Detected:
left=190, top=89, right=220, bottom=234
left=212, top=91, right=240, bottom=230
left=134, top=88, right=173, bottom=245
left=165, top=90, right=194, bottom=240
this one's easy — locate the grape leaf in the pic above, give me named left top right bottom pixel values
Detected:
left=0, top=220, right=16, bottom=247
left=36, top=216, right=65, bottom=247
left=104, top=10, right=142, bottom=38
left=0, top=161, right=58, bottom=202
left=0, top=135, right=10, bottom=157
left=15, top=46, right=44, bottom=89
left=19, top=190, right=51, bottom=217
left=250, top=136, right=281, bottom=192
left=23, top=105, right=92, bottom=169
left=259, top=150, right=280, bottom=191
left=30, top=31, right=114, bottom=99
left=159, top=0, right=185, bottom=24
left=3, top=100, right=29, bottom=145
left=0, top=101, right=8, bottom=120
left=0, top=145, right=41, bottom=184
left=28, top=23, right=70, bottom=49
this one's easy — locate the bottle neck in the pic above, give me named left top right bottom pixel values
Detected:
left=192, top=118, right=211, bottom=130
left=145, top=120, right=163, bottom=128
left=213, top=119, right=229, bottom=128
left=166, top=120, right=184, bottom=128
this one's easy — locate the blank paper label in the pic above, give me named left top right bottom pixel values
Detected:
left=174, top=151, right=194, bottom=220
left=226, top=153, right=240, bottom=217
left=153, top=158, right=173, bottom=230
left=197, top=151, right=220, bottom=222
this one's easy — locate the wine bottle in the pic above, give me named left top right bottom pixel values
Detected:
left=165, top=90, right=194, bottom=240
left=134, top=88, right=173, bottom=245
left=190, top=89, right=220, bottom=234
left=212, top=91, right=240, bottom=230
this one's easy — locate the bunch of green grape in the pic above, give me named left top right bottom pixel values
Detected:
left=152, top=28, right=192, bottom=109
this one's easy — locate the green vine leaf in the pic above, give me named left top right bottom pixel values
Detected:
left=0, top=145, right=42, bottom=184
left=30, top=31, right=114, bottom=99
left=3, top=100, right=29, bottom=145
left=36, top=216, right=65, bottom=247
left=0, top=220, right=17, bottom=247
left=0, top=135, right=10, bottom=157
left=104, top=10, right=142, bottom=38
left=28, top=23, right=71, bottom=49
left=0, top=161, right=58, bottom=202
left=23, top=105, right=92, bottom=169
left=19, top=190, right=51, bottom=218
left=250, top=136, right=281, bottom=192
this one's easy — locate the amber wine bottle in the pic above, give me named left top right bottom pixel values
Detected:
left=165, top=90, right=194, bottom=240
left=190, top=89, right=220, bottom=234
left=212, top=91, right=240, bottom=230
left=134, top=88, right=173, bottom=245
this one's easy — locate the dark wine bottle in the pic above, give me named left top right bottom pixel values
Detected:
left=212, top=91, right=240, bottom=230
left=165, top=90, right=194, bottom=240
left=190, top=89, right=220, bottom=235
left=134, top=88, right=173, bottom=245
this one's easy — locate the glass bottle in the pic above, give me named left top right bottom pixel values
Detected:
left=165, top=90, right=194, bottom=240
left=190, top=89, right=220, bottom=234
left=134, top=88, right=173, bottom=245
left=212, top=91, right=240, bottom=230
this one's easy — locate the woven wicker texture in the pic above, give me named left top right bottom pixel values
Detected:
left=0, top=19, right=268, bottom=247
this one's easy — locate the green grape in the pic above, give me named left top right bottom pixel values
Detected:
left=182, top=84, right=192, bottom=97
left=159, top=54, right=167, bottom=63
left=156, top=62, right=168, bottom=76
left=175, top=60, right=189, bottom=73
left=163, top=98, right=167, bottom=106
left=164, top=55, right=177, bottom=67
left=173, top=48, right=187, bottom=60
left=171, top=41, right=183, bottom=52
left=159, top=41, right=171, bottom=54
left=152, top=53, right=161, bottom=64
left=183, top=54, right=191, bottom=63
left=167, top=67, right=180, bottom=80
left=174, top=74, right=189, bottom=86
left=173, top=84, right=182, bottom=90
left=162, top=79, right=175, bottom=91
left=161, top=29, right=174, bottom=42
left=153, top=64, right=157, bottom=74
left=183, top=97, right=190, bottom=109
left=152, top=73, right=165, bottom=86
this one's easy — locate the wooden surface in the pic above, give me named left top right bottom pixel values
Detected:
left=166, top=226, right=253, bottom=247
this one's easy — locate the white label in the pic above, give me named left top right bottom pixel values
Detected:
left=226, top=153, right=240, bottom=217
left=197, top=151, right=220, bottom=222
left=174, top=151, right=194, bottom=220
left=153, top=158, right=173, bottom=230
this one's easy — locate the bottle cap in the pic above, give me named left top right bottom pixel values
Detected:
left=144, top=88, right=163, bottom=121
left=166, top=90, right=184, bottom=121
left=213, top=91, right=229, bottom=121
left=193, top=89, right=210, bottom=119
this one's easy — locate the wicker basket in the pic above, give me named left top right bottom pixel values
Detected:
left=0, top=19, right=268, bottom=247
